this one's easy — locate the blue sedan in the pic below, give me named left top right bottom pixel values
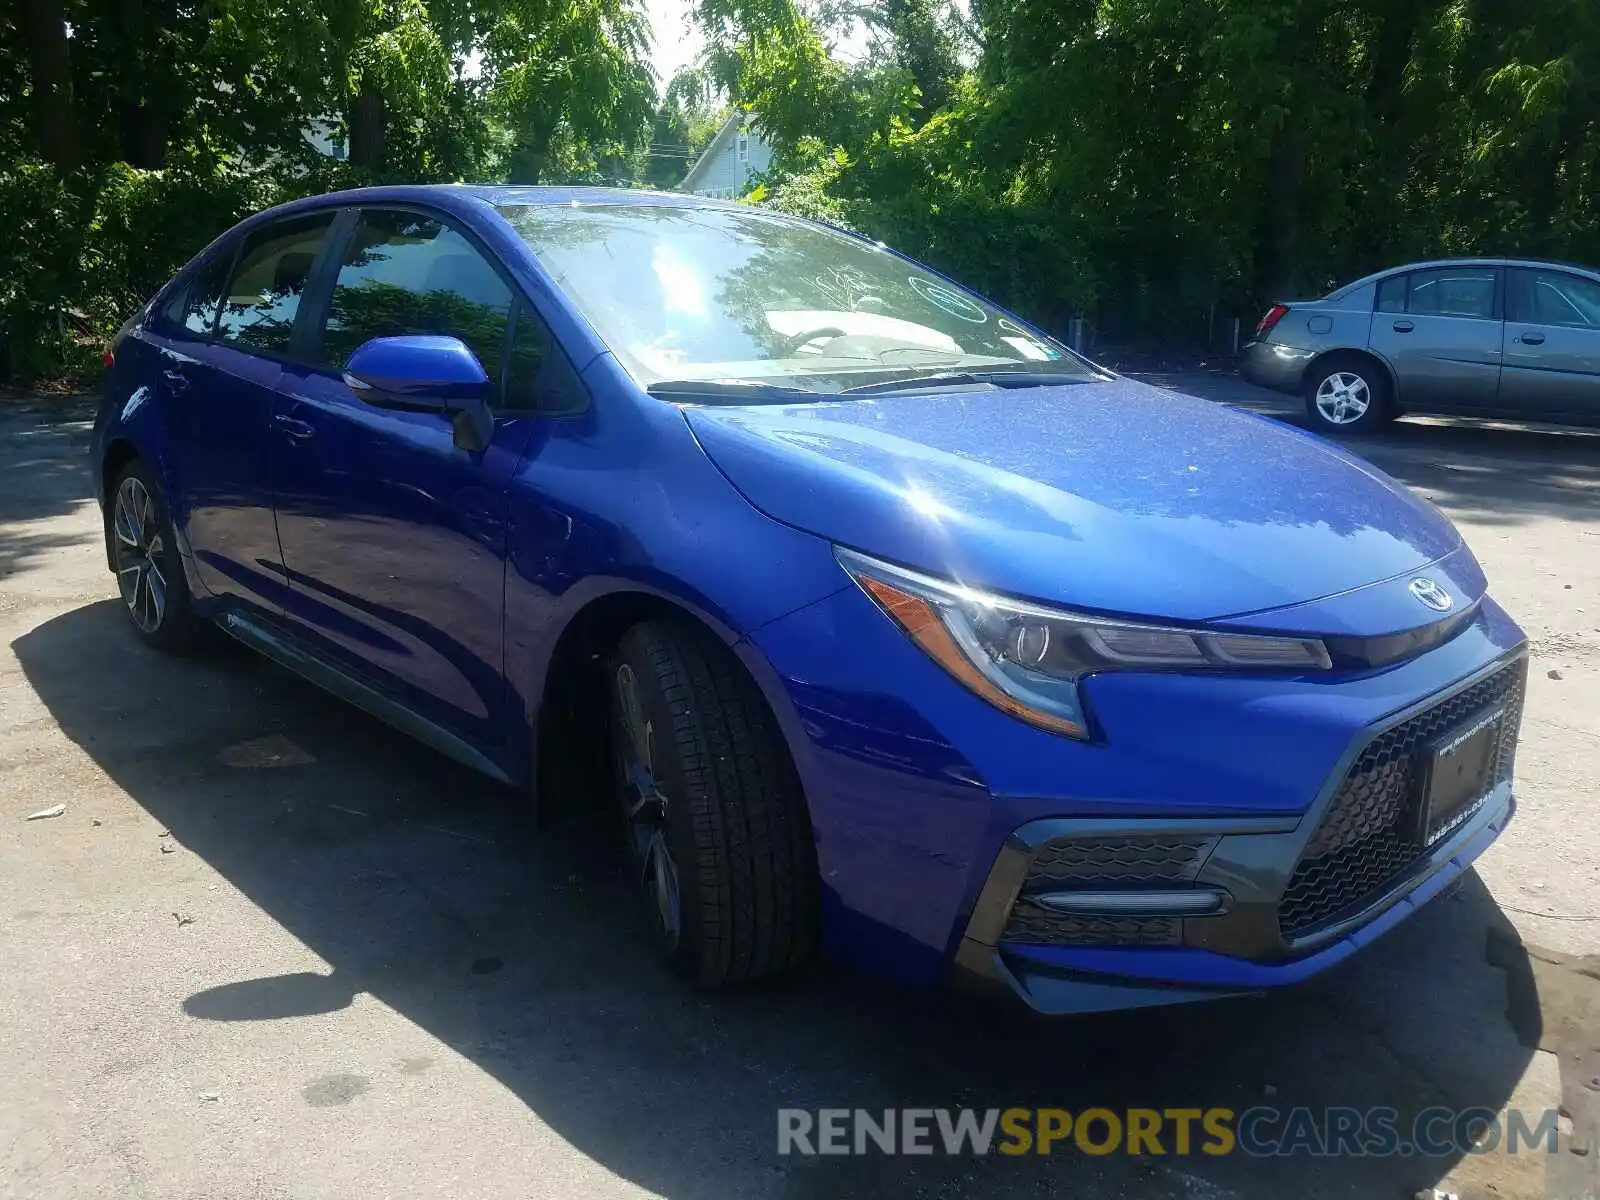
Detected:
left=92, top=186, right=1527, bottom=1013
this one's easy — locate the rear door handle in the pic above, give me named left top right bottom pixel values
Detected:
left=162, top=368, right=191, bottom=393
left=274, top=413, right=316, bottom=440
left=1391, top=320, right=1414, bottom=333
left=1518, top=331, right=1545, bottom=345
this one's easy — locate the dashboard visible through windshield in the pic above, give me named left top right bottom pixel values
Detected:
left=495, top=202, right=1092, bottom=397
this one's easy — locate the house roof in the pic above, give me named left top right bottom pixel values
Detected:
left=680, top=111, right=747, bottom=192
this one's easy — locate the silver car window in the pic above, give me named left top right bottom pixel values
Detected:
left=1509, top=269, right=1600, bottom=329
left=1405, top=268, right=1497, bottom=320
left=1375, top=274, right=1407, bottom=313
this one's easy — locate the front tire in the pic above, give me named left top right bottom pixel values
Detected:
left=1303, top=355, right=1394, bottom=434
left=608, top=620, right=817, bottom=986
left=108, top=460, right=199, bottom=652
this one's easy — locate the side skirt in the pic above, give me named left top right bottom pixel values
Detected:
left=217, top=609, right=514, bottom=787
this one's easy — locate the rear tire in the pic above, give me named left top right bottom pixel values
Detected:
left=607, top=620, right=817, bottom=986
left=107, top=460, right=200, bottom=652
left=1303, top=354, right=1395, bottom=434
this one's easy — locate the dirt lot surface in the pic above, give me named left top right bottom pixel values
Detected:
left=2, top=379, right=1597, bottom=1200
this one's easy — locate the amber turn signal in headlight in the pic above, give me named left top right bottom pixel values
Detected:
left=837, top=547, right=1332, bottom=741
left=854, top=573, right=1090, bottom=738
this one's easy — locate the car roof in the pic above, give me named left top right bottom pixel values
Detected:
left=218, top=184, right=771, bottom=251
left=257, top=183, right=739, bottom=218
left=1333, top=256, right=1600, bottom=296
left=1385, top=256, right=1598, bottom=273
left=469, top=185, right=742, bottom=208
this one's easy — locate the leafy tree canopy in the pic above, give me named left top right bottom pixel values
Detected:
left=704, top=0, right=1600, bottom=349
left=4, top=0, right=1598, bottom=379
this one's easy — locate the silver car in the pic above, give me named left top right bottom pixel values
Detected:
left=1240, top=257, right=1600, bottom=433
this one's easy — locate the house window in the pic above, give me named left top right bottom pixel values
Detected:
left=737, top=133, right=748, bottom=163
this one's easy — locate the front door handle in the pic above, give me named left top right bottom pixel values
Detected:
left=1518, top=331, right=1545, bottom=345
left=162, top=368, right=191, bottom=394
left=274, top=413, right=316, bottom=440
left=1391, top=320, right=1414, bottom=333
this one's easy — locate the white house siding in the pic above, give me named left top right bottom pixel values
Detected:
left=302, top=119, right=347, bottom=161
left=682, top=116, right=774, bottom=199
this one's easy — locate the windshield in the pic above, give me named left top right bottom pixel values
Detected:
left=495, top=203, right=1090, bottom=395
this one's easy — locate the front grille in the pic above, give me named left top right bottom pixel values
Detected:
left=1279, top=659, right=1525, bottom=940
left=1004, top=902, right=1182, bottom=947
left=1002, top=834, right=1212, bottom=947
left=1025, top=835, right=1211, bottom=889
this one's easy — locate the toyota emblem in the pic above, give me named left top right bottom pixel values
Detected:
left=1409, top=577, right=1454, bottom=612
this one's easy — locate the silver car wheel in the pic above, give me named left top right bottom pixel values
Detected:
left=612, top=662, right=683, bottom=952
left=1314, top=371, right=1372, bottom=425
left=112, top=475, right=167, bottom=633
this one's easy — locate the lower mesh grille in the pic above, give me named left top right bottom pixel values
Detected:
left=1003, top=834, right=1212, bottom=947
left=1025, top=836, right=1210, bottom=889
left=1004, top=902, right=1181, bottom=947
left=1279, top=659, right=1525, bottom=940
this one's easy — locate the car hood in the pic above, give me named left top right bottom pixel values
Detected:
left=682, top=378, right=1465, bottom=623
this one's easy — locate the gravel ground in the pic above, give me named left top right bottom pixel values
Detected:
left=1, top=380, right=1597, bottom=1200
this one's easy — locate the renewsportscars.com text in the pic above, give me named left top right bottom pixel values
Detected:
left=777, top=1106, right=1559, bottom=1158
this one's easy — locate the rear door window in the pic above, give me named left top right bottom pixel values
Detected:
left=1404, top=268, right=1498, bottom=319
left=319, top=209, right=515, bottom=391
left=216, top=212, right=336, bottom=355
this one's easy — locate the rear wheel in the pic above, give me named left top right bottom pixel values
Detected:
left=108, top=461, right=199, bottom=652
left=608, top=620, right=816, bottom=986
left=1303, top=355, right=1394, bottom=434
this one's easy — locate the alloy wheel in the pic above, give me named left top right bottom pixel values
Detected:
left=613, top=663, right=682, bottom=951
left=1314, top=370, right=1372, bottom=426
left=112, top=476, right=167, bottom=634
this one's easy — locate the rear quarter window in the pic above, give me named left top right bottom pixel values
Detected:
left=1375, top=274, right=1407, bottom=313
left=215, top=212, right=336, bottom=355
left=157, top=250, right=233, bottom=337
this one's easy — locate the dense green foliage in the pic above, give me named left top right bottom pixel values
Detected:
left=717, top=0, right=1600, bottom=349
left=1, top=0, right=654, bottom=380
left=4, top=0, right=1597, bottom=379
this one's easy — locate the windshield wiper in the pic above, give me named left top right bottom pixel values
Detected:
left=837, top=368, right=1099, bottom=396
left=648, top=367, right=1103, bottom=404
left=647, top=379, right=815, bottom=402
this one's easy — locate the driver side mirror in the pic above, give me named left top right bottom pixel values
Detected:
left=342, top=335, right=494, bottom=452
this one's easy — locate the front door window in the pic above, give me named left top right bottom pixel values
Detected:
left=319, top=209, right=514, bottom=393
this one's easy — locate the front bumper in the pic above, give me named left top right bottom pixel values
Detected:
left=950, top=652, right=1526, bottom=1014
left=744, top=578, right=1528, bottom=1005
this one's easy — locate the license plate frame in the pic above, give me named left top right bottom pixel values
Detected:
left=1415, top=705, right=1505, bottom=847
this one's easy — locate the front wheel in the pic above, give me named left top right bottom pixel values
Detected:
left=108, top=461, right=200, bottom=652
left=1303, top=357, right=1394, bottom=434
left=608, top=620, right=817, bottom=987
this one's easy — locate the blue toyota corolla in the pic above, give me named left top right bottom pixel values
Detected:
left=92, top=185, right=1526, bottom=1013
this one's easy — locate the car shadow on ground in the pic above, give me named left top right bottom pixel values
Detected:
left=13, top=599, right=1546, bottom=1199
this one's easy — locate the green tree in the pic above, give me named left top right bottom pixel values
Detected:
left=642, top=68, right=725, bottom=190
left=483, top=0, right=655, bottom=182
left=0, top=0, right=659, bottom=380
left=710, top=0, right=1600, bottom=348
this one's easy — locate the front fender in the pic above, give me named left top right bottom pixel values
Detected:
left=501, top=356, right=850, bottom=784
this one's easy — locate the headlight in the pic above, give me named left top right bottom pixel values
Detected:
left=836, top=547, right=1332, bottom=740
